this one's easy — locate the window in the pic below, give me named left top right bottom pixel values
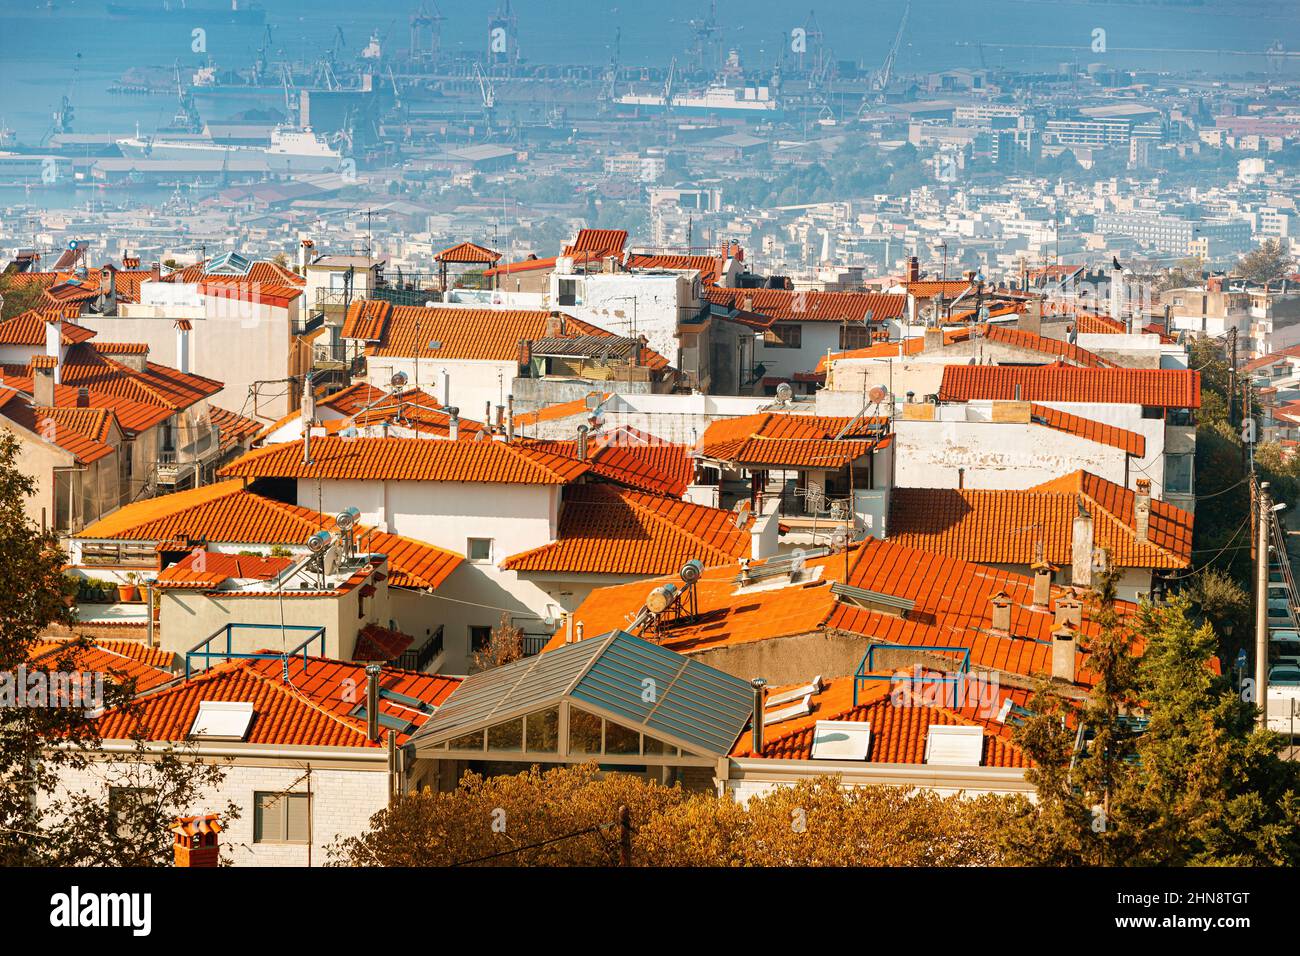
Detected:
left=839, top=323, right=872, bottom=350
left=253, top=791, right=311, bottom=844
left=525, top=706, right=559, bottom=753
left=557, top=278, right=581, bottom=306
left=469, top=625, right=493, bottom=653
left=1165, top=453, right=1194, bottom=495
left=487, top=718, right=523, bottom=752
left=763, top=323, right=802, bottom=349
left=568, top=707, right=603, bottom=755
left=108, top=786, right=157, bottom=837
left=467, top=537, right=493, bottom=562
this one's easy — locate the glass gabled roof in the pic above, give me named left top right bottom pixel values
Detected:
left=409, top=630, right=754, bottom=758
left=205, top=251, right=252, bottom=276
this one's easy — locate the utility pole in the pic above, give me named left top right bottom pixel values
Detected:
left=1256, top=481, right=1271, bottom=731
left=1227, top=326, right=1237, bottom=426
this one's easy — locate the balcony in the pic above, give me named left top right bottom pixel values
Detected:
left=394, top=625, right=444, bottom=672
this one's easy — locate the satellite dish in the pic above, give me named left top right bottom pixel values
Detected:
left=831, top=527, right=850, bottom=552
left=306, top=530, right=331, bottom=553
left=775, top=382, right=793, bottom=402
left=390, top=370, right=409, bottom=389
left=646, top=583, right=678, bottom=614
left=680, top=559, right=704, bottom=584
left=867, top=384, right=888, bottom=403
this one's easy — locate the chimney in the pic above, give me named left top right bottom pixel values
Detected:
left=494, top=404, right=505, bottom=432
left=990, top=590, right=1012, bottom=632
left=75, top=386, right=89, bottom=408
left=1134, top=478, right=1151, bottom=543
left=906, top=256, right=920, bottom=282
left=44, top=318, right=63, bottom=383
left=32, top=357, right=56, bottom=407
left=575, top=621, right=584, bottom=642
left=1018, top=297, right=1042, bottom=336
left=749, top=678, right=767, bottom=754
left=743, top=292, right=754, bottom=313
left=171, top=814, right=222, bottom=868
left=174, top=320, right=191, bottom=375
left=447, top=406, right=459, bottom=441
left=923, top=327, right=943, bottom=351
left=442, top=369, right=451, bottom=406
left=150, top=261, right=161, bottom=282
left=1031, top=559, right=1054, bottom=608
left=365, top=663, right=382, bottom=743
left=577, top=424, right=589, bottom=461
left=564, top=613, right=573, bottom=644
left=545, top=311, right=565, bottom=337
left=1071, top=504, right=1094, bottom=587
left=484, top=401, right=492, bottom=431
left=1051, top=622, right=1077, bottom=683
left=99, top=264, right=117, bottom=309
left=505, top=395, right=514, bottom=442
left=1053, top=595, right=1083, bottom=628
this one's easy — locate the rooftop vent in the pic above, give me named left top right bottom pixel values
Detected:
left=830, top=581, right=914, bottom=618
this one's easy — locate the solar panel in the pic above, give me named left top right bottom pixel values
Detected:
left=189, top=701, right=254, bottom=740
left=924, top=724, right=984, bottom=766
left=810, top=720, right=872, bottom=760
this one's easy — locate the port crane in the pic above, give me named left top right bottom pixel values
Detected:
left=43, top=53, right=79, bottom=145
left=858, top=0, right=909, bottom=119
left=409, top=2, right=444, bottom=67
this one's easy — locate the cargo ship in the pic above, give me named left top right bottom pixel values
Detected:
left=115, top=126, right=344, bottom=173
left=617, top=82, right=781, bottom=118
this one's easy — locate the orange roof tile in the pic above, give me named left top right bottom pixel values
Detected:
left=0, top=311, right=97, bottom=346
left=516, top=427, right=694, bottom=497
left=697, top=412, right=889, bottom=467
left=625, top=254, right=722, bottom=285
left=502, top=484, right=752, bottom=576
left=738, top=685, right=1031, bottom=767
left=0, top=393, right=118, bottom=465
left=563, top=228, right=627, bottom=258
left=434, top=240, right=501, bottom=264
left=220, top=435, right=590, bottom=484
left=154, top=551, right=294, bottom=589
left=0, top=375, right=172, bottom=434
left=554, top=537, right=1139, bottom=689
left=91, top=655, right=459, bottom=747
left=208, top=404, right=261, bottom=454
left=888, top=471, right=1191, bottom=569
left=1029, top=403, right=1145, bottom=456
left=29, top=638, right=175, bottom=693
left=75, top=482, right=462, bottom=591
left=705, top=288, right=906, bottom=323
left=939, top=365, right=1201, bottom=408
left=983, top=324, right=1113, bottom=368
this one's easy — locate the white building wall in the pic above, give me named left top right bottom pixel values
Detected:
left=554, top=272, right=698, bottom=373
left=42, top=755, right=388, bottom=867
left=363, top=355, right=516, bottom=418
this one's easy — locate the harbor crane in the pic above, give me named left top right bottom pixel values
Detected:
left=858, top=0, right=909, bottom=119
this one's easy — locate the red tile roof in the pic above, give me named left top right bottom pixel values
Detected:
left=705, top=288, right=906, bottom=323
left=983, top=324, right=1113, bottom=368
left=220, top=435, right=590, bottom=484
left=0, top=375, right=173, bottom=434
left=939, top=366, right=1200, bottom=408
left=734, top=681, right=1030, bottom=767
left=563, top=228, right=627, bottom=258
left=0, top=311, right=97, bottom=346
left=208, top=404, right=261, bottom=454
left=0, top=390, right=118, bottom=464
left=353, top=624, right=416, bottom=662
left=49, top=344, right=223, bottom=411
left=516, top=427, right=694, bottom=497
left=554, top=537, right=1138, bottom=688
left=29, top=638, right=175, bottom=693
left=434, top=241, right=501, bottom=264
left=91, top=655, right=460, bottom=747
left=502, top=484, right=752, bottom=576
left=625, top=254, right=722, bottom=285
left=1028, top=403, right=1145, bottom=456
left=341, top=300, right=668, bottom=369
left=154, top=551, right=294, bottom=589
left=889, top=470, right=1191, bottom=569
left=75, top=481, right=462, bottom=591
left=698, top=412, right=889, bottom=467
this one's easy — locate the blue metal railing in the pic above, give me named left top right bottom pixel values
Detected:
left=853, top=643, right=972, bottom=705
left=184, top=623, right=327, bottom=680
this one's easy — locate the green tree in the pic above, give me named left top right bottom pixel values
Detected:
left=1236, top=239, right=1294, bottom=286
left=0, top=274, right=44, bottom=322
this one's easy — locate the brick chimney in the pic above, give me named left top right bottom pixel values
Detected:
left=171, top=814, right=222, bottom=867
left=1134, top=478, right=1151, bottom=543
left=990, top=590, right=1012, bottom=633
left=545, top=311, right=565, bottom=337
left=1051, top=622, right=1077, bottom=683
left=906, top=256, right=920, bottom=282
left=76, top=386, right=89, bottom=408
left=150, top=261, right=161, bottom=282
left=1071, top=504, right=1094, bottom=587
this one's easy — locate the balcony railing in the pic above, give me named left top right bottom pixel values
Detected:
left=522, top=633, right=549, bottom=657
left=394, top=625, right=444, bottom=673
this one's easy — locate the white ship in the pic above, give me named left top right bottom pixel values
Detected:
left=115, top=126, right=345, bottom=173
left=617, top=82, right=781, bottom=117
